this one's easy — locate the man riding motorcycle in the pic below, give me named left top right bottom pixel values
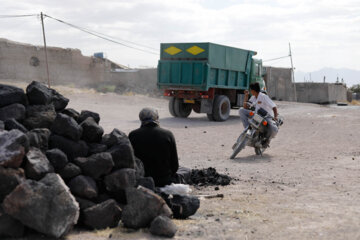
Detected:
left=239, top=82, right=279, bottom=147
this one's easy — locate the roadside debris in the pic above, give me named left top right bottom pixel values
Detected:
left=190, top=167, right=232, bottom=186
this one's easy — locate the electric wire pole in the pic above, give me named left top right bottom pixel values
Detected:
left=289, top=43, right=297, bottom=101
left=40, top=12, right=50, bottom=88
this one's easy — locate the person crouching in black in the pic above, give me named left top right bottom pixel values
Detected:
left=129, top=107, right=188, bottom=187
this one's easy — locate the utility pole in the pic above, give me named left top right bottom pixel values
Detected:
left=289, top=43, right=297, bottom=101
left=40, top=12, right=50, bottom=88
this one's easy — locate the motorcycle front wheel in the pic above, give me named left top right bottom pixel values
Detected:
left=230, top=135, right=248, bottom=159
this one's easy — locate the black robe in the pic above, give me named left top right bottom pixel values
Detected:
left=129, top=122, right=179, bottom=187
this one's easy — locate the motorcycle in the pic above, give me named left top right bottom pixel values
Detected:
left=230, top=104, right=283, bottom=159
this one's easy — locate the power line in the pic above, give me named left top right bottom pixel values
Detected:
left=44, top=14, right=159, bottom=55
left=0, top=14, right=39, bottom=18
left=263, top=55, right=290, bottom=62
left=70, top=25, right=159, bottom=51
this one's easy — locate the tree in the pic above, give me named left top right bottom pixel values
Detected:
left=350, top=84, right=360, bottom=93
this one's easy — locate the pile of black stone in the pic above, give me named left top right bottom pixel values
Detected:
left=0, top=81, right=198, bottom=239
left=190, top=167, right=232, bottom=186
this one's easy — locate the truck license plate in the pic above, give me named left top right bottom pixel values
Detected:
left=184, top=99, right=195, bottom=104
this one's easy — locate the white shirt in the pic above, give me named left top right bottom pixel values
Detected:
left=249, top=92, right=276, bottom=118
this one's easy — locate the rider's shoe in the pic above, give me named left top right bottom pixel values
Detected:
left=261, top=139, right=270, bottom=148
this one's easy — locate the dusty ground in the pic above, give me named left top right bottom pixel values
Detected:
left=55, top=88, right=360, bottom=240
left=5, top=82, right=360, bottom=239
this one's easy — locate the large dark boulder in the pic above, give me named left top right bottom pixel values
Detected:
left=104, top=169, right=136, bottom=204
left=107, top=136, right=135, bottom=169
left=74, top=153, right=114, bottom=179
left=87, top=143, right=107, bottom=155
left=78, top=110, right=100, bottom=124
left=80, top=117, right=104, bottom=143
left=4, top=119, right=28, bottom=133
left=26, top=81, right=69, bottom=111
left=149, top=215, right=177, bottom=238
left=26, top=128, right=51, bottom=151
left=51, top=89, right=69, bottom=111
left=49, top=135, right=88, bottom=160
left=68, top=175, right=98, bottom=199
left=0, top=84, right=27, bottom=108
left=59, top=163, right=81, bottom=180
left=104, top=168, right=136, bottom=193
left=121, top=186, right=172, bottom=229
left=2, top=173, right=80, bottom=238
left=136, top=177, right=155, bottom=191
left=102, top=128, right=127, bottom=148
left=94, top=193, right=112, bottom=204
left=135, top=157, right=145, bottom=179
left=61, top=108, right=80, bottom=122
left=26, top=81, right=53, bottom=105
left=0, top=166, right=25, bottom=202
left=161, top=194, right=200, bottom=219
left=23, top=104, right=56, bottom=130
left=82, top=199, right=122, bottom=229
left=75, top=196, right=96, bottom=210
left=0, top=130, right=29, bottom=168
left=0, top=207, right=24, bottom=238
left=51, top=113, right=83, bottom=141
left=0, top=103, right=26, bottom=121
left=46, top=148, right=68, bottom=172
left=25, top=147, right=54, bottom=180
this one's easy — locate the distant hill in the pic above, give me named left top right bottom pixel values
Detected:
left=295, top=68, right=360, bottom=87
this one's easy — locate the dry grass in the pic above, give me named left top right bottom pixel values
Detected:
left=350, top=100, right=360, bottom=105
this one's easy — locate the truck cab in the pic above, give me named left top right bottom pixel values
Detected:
left=250, top=58, right=266, bottom=90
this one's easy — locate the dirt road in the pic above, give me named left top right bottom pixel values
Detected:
left=52, top=88, right=360, bottom=240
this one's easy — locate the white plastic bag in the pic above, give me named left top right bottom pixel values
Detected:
left=159, top=183, right=192, bottom=196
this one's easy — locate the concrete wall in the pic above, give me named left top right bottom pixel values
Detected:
left=0, top=38, right=160, bottom=95
left=295, top=82, right=347, bottom=104
left=328, top=84, right=347, bottom=102
left=263, top=66, right=297, bottom=102
left=0, top=38, right=111, bottom=86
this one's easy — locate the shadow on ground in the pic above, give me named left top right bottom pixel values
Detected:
left=138, top=115, right=243, bottom=129
left=230, top=153, right=273, bottom=163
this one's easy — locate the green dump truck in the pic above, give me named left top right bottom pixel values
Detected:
left=157, top=42, right=265, bottom=121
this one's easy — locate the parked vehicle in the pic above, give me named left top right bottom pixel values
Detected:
left=157, top=42, right=266, bottom=121
left=230, top=104, right=283, bottom=159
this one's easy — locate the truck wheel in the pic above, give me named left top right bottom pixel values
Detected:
left=192, top=102, right=201, bottom=113
left=168, top=97, right=177, bottom=117
left=174, top=98, right=192, bottom=118
left=212, top=95, right=230, bottom=121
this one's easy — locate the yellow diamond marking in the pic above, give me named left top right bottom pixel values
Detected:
left=164, top=46, right=182, bottom=55
left=186, top=46, right=205, bottom=55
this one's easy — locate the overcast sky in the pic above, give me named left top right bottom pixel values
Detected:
left=1, top=0, right=360, bottom=74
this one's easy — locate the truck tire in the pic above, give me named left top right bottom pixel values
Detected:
left=212, top=95, right=230, bottom=121
left=168, top=97, right=177, bottom=117
left=174, top=98, right=192, bottom=118
left=192, top=102, right=201, bottom=113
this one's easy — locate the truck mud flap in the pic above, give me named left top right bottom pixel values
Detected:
left=200, top=99, right=213, bottom=114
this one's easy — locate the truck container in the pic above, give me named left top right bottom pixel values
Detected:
left=157, top=42, right=265, bottom=121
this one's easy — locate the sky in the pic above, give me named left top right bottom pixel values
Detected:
left=1, top=0, right=360, bottom=76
